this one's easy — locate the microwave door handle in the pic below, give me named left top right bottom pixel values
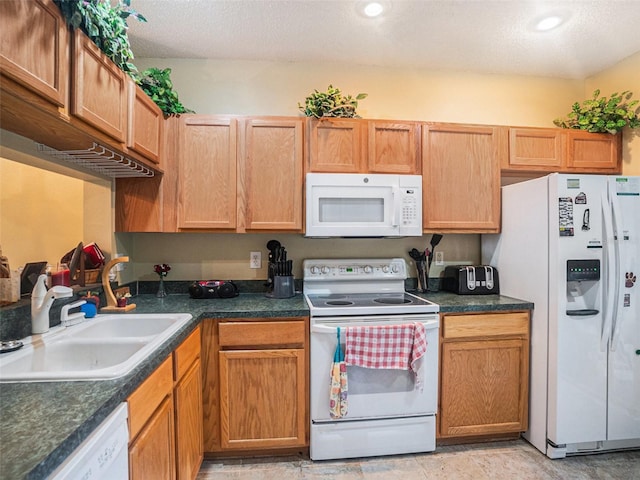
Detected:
left=392, top=186, right=400, bottom=227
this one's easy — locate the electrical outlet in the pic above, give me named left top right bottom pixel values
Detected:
left=435, top=251, right=444, bottom=266
left=250, top=251, right=261, bottom=269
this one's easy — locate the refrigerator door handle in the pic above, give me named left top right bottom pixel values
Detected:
left=601, top=190, right=616, bottom=352
left=609, top=189, right=624, bottom=352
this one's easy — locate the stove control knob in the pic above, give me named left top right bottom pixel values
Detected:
left=382, top=265, right=390, bottom=273
left=310, top=266, right=320, bottom=275
left=391, top=264, right=400, bottom=273
left=363, top=265, right=373, bottom=274
left=321, top=266, right=330, bottom=274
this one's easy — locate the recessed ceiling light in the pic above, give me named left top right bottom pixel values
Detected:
left=363, top=2, right=384, bottom=18
left=535, top=15, right=564, bottom=31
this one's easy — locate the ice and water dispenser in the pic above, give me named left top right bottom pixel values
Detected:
left=566, top=259, right=601, bottom=316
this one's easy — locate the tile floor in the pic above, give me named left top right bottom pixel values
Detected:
left=197, top=440, right=640, bottom=479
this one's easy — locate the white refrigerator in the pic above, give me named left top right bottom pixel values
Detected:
left=482, top=173, right=640, bottom=458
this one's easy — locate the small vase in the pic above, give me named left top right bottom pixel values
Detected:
left=156, top=276, right=167, bottom=298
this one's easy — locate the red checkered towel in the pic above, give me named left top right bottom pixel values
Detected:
left=344, top=323, right=428, bottom=390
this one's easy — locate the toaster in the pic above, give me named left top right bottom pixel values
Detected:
left=442, top=265, right=500, bottom=295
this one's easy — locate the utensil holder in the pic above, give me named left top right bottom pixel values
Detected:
left=271, top=275, right=295, bottom=299
left=416, top=260, right=429, bottom=292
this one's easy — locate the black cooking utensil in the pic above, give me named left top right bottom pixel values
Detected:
left=428, top=234, right=443, bottom=269
left=409, top=248, right=423, bottom=261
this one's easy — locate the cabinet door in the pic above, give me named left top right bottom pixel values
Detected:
left=178, top=115, right=237, bottom=229
left=307, top=118, right=364, bottom=172
left=566, top=130, right=621, bottom=172
left=127, top=79, right=163, bottom=164
left=0, top=0, right=69, bottom=108
left=129, top=396, right=176, bottom=480
left=422, top=124, right=504, bottom=233
left=175, top=360, right=203, bottom=480
left=71, top=30, right=127, bottom=142
left=241, top=117, right=303, bottom=231
left=368, top=121, right=420, bottom=174
left=219, top=349, right=306, bottom=450
left=506, top=128, right=565, bottom=171
left=440, top=338, right=528, bottom=437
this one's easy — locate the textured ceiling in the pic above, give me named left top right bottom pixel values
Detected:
left=127, top=0, right=640, bottom=79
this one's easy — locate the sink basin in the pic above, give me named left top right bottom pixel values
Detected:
left=71, top=315, right=181, bottom=339
left=0, top=313, right=192, bottom=382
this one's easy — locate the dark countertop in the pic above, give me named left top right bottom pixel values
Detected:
left=0, top=290, right=531, bottom=479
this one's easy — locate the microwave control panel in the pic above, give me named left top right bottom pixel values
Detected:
left=401, top=189, right=420, bottom=227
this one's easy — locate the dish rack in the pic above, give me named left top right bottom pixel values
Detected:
left=36, top=143, right=156, bottom=178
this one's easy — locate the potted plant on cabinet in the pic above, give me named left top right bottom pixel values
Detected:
left=554, top=89, right=640, bottom=134
left=298, top=85, right=368, bottom=118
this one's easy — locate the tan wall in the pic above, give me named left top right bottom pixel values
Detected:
left=134, top=59, right=584, bottom=126
left=0, top=131, right=113, bottom=274
left=585, top=51, right=640, bottom=175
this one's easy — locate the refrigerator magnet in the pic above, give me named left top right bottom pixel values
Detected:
left=575, top=192, right=587, bottom=204
left=559, top=197, right=574, bottom=237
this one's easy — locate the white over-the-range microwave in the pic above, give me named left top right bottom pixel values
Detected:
left=305, top=173, right=422, bottom=237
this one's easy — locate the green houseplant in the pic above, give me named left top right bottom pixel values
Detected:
left=554, top=89, right=640, bottom=134
left=299, top=85, right=367, bottom=118
left=136, top=68, right=194, bottom=116
left=54, top=0, right=146, bottom=76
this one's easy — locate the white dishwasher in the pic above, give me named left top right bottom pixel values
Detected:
left=48, top=403, right=129, bottom=480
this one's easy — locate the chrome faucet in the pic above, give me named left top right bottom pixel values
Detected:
left=31, top=274, right=73, bottom=334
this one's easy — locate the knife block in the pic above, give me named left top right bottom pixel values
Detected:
left=267, top=275, right=295, bottom=299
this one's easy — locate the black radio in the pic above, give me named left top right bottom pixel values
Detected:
left=188, top=280, right=239, bottom=299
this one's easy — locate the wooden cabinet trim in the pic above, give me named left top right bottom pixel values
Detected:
left=218, top=321, right=306, bottom=348
left=442, top=312, right=529, bottom=339
left=128, top=355, right=173, bottom=441
left=174, top=357, right=203, bottom=480
left=174, top=326, right=201, bottom=381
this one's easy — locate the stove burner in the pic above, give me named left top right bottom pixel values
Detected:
left=373, top=298, right=412, bottom=305
left=326, top=300, right=355, bottom=306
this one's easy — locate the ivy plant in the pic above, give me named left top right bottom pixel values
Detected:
left=554, top=89, right=640, bottom=134
left=298, top=85, right=367, bottom=118
left=55, top=0, right=146, bottom=76
left=136, top=68, right=194, bottom=116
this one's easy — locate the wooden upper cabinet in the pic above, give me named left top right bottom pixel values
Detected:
left=566, top=130, right=621, bottom=172
left=367, top=121, right=421, bottom=174
left=422, top=123, right=504, bottom=233
left=504, top=127, right=621, bottom=174
left=307, top=118, right=364, bottom=172
left=240, top=117, right=304, bottom=231
left=306, top=118, right=420, bottom=174
left=71, top=30, right=128, bottom=143
left=178, top=115, right=237, bottom=230
left=506, top=128, right=565, bottom=171
left=127, top=79, right=163, bottom=164
left=0, top=0, right=69, bottom=109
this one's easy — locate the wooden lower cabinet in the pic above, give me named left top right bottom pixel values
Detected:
left=202, top=317, right=309, bottom=455
left=129, top=395, right=176, bottom=480
left=438, top=311, right=530, bottom=442
left=128, top=327, right=203, bottom=480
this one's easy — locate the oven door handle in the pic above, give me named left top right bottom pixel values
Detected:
left=311, top=320, right=439, bottom=334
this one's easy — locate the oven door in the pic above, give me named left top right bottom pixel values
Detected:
left=310, top=314, right=439, bottom=423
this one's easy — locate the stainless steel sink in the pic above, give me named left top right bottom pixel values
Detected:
left=0, top=313, right=192, bottom=382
